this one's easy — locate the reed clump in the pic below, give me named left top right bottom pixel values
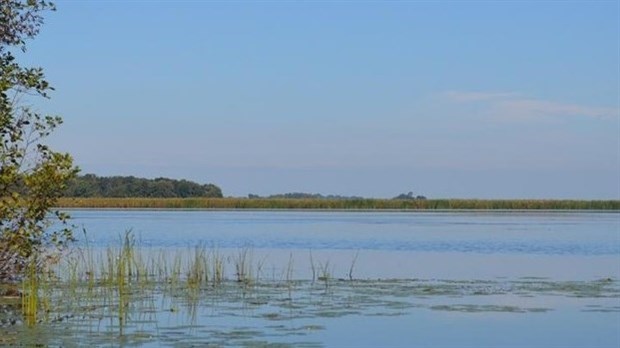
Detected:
left=21, top=260, right=39, bottom=327
left=13, top=232, right=372, bottom=333
left=51, top=233, right=362, bottom=290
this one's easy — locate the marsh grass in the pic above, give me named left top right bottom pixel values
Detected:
left=35, top=231, right=363, bottom=330
left=56, top=197, right=620, bottom=210
left=234, top=248, right=254, bottom=284
left=309, top=250, right=316, bottom=284
left=5, top=232, right=619, bottom=347
left=317, top=260, right=333, bottom=290
left=21, top=260, right=39, bottom=326
left=186, top=244, right=208, bottom=290
left=348, top=251, right=359, bottom=281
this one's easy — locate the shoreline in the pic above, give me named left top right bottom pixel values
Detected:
left=56, top=208, right=620, bottom=212
left=55, top=197, right=620, bottom=211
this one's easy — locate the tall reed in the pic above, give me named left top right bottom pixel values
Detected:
left=56, top=197, right=620, bottom=210
left=21, top=259, right=39, bottom=326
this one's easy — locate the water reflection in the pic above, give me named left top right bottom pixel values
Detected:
left=5, top=277, right=620, bottom=347
left=14, top=210, right=616, bottom=346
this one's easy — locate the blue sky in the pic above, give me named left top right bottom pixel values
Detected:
left=22, top=0, right=620, bottom=198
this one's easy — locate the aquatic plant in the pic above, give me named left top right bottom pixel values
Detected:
left=21, top=260, right=39, bottom=326
left=4, top=229, right=619, bottom=347
left=212, top=249, right=225, bottom=286
left=186, top=244, right=208, bottom=289
left=317, top=260, right=332, bottom=290
left=234, top=248, right=251, bottom=284
left=55, top=197, right=620, bottom=210
left=309, top=250, right=316, bottom=284
left=348, top=251, right=359, bottom=281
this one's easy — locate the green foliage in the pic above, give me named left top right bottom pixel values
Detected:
left=65, top=174, right=223, bottom=198
left=0, top=0, right=78, bottom=274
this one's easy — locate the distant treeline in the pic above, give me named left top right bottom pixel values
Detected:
left=393, top=192, right=427, bottom=200
left=64, top=174, right=223, bottom=198
left=56, top=197, right=620, bottom=210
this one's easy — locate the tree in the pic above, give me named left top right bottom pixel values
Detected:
left=1, top=0, right=78, bottom=278
left=393, top=191, right=426, bottom=200
left=64, top=174, right=224, bottom=198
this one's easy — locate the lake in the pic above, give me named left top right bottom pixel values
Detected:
left=7, top=210, right=620, bottom=347
left=71, top=210, right=619, bottom=280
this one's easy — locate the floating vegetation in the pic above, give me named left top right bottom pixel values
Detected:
left=0, top=235, right=618, bottom=346
left=1, top=274, right=618, bottom=346
left=429, top=304, right=551, bottom=313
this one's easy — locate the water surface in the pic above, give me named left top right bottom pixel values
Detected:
left=68, top=210, right=620, bottom=280
left=27, top=210, right=619, bottom=347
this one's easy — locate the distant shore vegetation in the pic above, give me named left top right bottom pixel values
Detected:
left=56, top=197, right=619, bottom=210
left=59, top=174, right=618, bottom=210
left=64, top=174, right=223, bottom=198
left=249, top=191, right=427, bottom=200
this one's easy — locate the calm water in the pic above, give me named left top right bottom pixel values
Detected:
left=71, top=210, right=619, bottom=254
left=68, top=210, right=620, bottom=279
left=26, top=210, right=618, bottom=347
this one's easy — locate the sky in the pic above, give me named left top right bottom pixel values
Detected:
left=18, top=0, right=620, bottom=199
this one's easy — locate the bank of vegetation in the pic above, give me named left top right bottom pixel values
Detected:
left=59, top=176, right=619, bottom=210
left=55, top=197, right=620, bottom=210
left=64, top=174, right=223, bottom=198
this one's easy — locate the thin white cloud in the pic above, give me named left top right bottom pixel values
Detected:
left=444, top=91, right=518, bottom=102
left=445, top=91, right=619, bottom=120
left=496, top=99, right=618, bottom=120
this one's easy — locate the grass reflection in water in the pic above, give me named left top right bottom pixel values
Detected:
left=1, top=233, right=618, bottom=347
